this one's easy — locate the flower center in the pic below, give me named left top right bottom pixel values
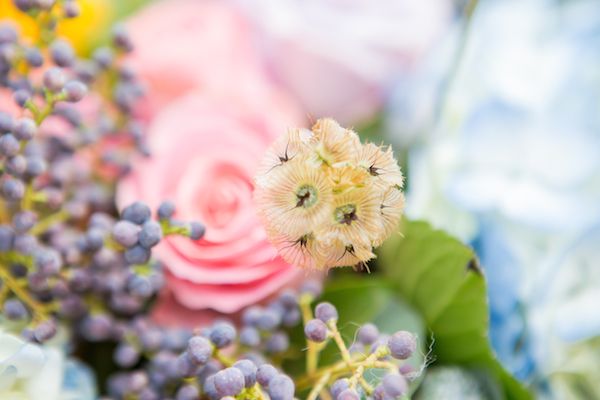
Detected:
left=334, top=204, right=357, bottom=225
left=295, top=184, right=318, bottom=208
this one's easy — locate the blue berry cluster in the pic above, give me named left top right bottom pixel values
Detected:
left=0, top=1, right=202, bottom=347
left=300, top=296, right=418, bottom=400
left=100, top=279, right=420, bottom=400
left=103, top=282, right=323, bottom=400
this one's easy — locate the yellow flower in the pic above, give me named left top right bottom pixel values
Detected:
left=0, top=0, right=113, bottom=54
left=255, top=118, right=404, bottom=271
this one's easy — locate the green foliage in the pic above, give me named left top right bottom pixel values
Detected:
left=378, top=219, right=532, bottom=399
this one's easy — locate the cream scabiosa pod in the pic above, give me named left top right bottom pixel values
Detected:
left=255, top=119, right=404, bottom=270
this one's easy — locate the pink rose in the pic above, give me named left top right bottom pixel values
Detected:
left=233, top=0, right=453, bottom=125
left=126, top=0, right=269, bottom=120
left=118, top=92, right=306, bottom=318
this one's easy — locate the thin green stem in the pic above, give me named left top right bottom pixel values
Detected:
left=0, top=265, right=53, bottom=322
left=300, top=293, right=320, bottom=374
left=307, top=371, right=331, bottom=400
left=434, top=0, right=480, bottom=126
left=30, top=209, right=70, bottom=236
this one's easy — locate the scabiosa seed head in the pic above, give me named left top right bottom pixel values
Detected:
left=255, top=118, right=404, bottom=270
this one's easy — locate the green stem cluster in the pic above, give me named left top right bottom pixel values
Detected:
left=296, top=295, right=400, bottom=399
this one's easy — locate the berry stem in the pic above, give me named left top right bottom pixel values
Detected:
left=348, top=346, right=390, bottom=394
left=0, top=264, right=53, bottom=322
left=307, top=371, right=331, bottom=400
left=327, top=320, right=373, bottom=393
left=30, top=209, right=70, bottom=235
left=299, top=293, right=320, bottom=374
left=213, top=349, right=235, bottom=367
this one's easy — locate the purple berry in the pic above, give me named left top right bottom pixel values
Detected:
left=300, top=280, right=322, bottom=298
left=268, top=374, right=295, bottom=400
left=25, top=47, right=43, bottom=67
left=233, top=359, right=257, bottom=387
left=338, top=388, right=360, bottom=400
left=157, top=201, right=175, bottom=219
left=203, top=375, right=219, bottom=400
left=382, top=373, right=408, bottom=398
left=189, top=221, right=205, bottom=240
left=122, top=202, right=151, bottom=225
left=330, top=378, right=350, bottom=399
left=13, top=89, right=31, bottom=107
left=239, top=326, right=260, bottom=347
left=43, top=67, right=66, bottom=92
left=112, top=220, right=140, bottom=247
left=64, top=81, right=87, bottom=102
left=0, top=134, right=20, bottom=157
left=175, top=384, right=199, bottom=400
left=256, top=308, right=281, bottom=331
left=114, top=343, right=140, bottom=367
left=214, top=367, right=245, bottom=397
left=256, top=364, right=278, bottom=387
left=388, top=331, right=416, bottom=360
left=50, top=40, right=74, bottom=67
left=357, top=323, right=379, bottom=345
left=139, top=220, right=162, bottom=248
left=265, top=332, right=289, bottom=353
left=209, top=321, right=236, bottom=348
left=304, top=319, right=328, bottom=342
left=34, top=319, right=57, bottom=342
left=3, top=298, right=28, bottom=320
left=0, top=225, right=14, bottom=251
left=13, top=118, right=36, bottom=141
left=0, top=24, right=17, bottom=43
left=315, top=302, right=338, bottom=322
left=187, top=336, right=212, bottom=365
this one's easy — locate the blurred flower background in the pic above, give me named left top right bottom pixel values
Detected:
left=1, top=0, right=598, bottom=398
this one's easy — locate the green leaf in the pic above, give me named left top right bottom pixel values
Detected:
left=378, top=219, right=532, bottom=400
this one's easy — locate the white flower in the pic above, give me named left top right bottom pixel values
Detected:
left=232, top=0, right=453, bottom=124
left=402, top=0, right=600, bottom=391
left=0, top=328, right=96, bottom=400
